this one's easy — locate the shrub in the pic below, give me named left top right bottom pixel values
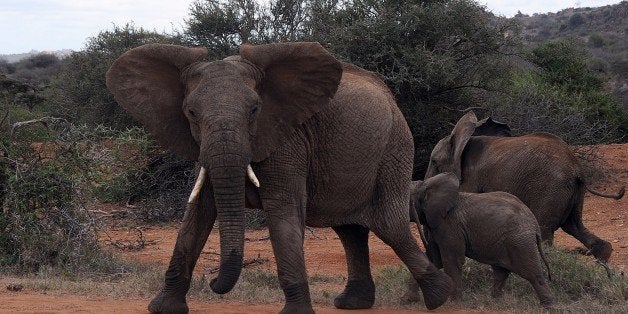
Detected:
left=0, top=119, right=104, bottom=271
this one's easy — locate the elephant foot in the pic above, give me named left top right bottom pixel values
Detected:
left=334, top=278, right=375, bottom=309
left=490, top=288, right=503, bottom=299
left=416, top=269, right=453, bottom=310
left=401, top=276, right=421, bottom=304
left=279, top=303, right=315, bottom=314
left=280, top=283, right=313, bottom=314
left=148, top=290, right=188, bottom=314
left=539, top=296, right=555, bottom=309
left=590, top=239, right=612, bottom=263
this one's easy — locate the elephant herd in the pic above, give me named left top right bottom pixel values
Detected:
left=105, top=42, right=624, bottom=313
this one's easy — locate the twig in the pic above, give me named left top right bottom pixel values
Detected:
left=305, top=226, right=323, bottom=239
left=245, top=234, right=271, bottom=242
left=9, top=116, right=66, bottom=139
left=0, top=111, right=9, bottom=129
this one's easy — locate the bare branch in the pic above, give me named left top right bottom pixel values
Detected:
left=9, top=116, right=66, bottom=139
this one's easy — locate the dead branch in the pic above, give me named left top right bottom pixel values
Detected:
left=442, top=106, right=487, bottom=113
left=245, top=234, right=271, bottom=242
left=0, top=111, right=9, bottom=129
left=9, top=116, right=66, bottom=139
left=305, top=226, right=323, bottom=239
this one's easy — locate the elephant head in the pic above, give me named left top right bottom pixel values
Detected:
left=106, top=42, right=342, bottom=294
left=424, top=111, right=511, bottom=179
left=413, top=172, right=460, bottom=230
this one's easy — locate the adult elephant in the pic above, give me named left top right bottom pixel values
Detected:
left=424, top=111, right=624, bottom=263
left=106, top=42, right=451, bottom=313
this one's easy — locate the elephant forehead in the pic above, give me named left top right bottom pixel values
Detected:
left=187, top=63, right=257, bottom=105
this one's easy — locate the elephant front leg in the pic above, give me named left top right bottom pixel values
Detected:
left=265, top=197, right=312, bottom=314
left=148, top=180, right=216, bottom=314
left=439, top=244, right=465, bottom=301
left=332, top=224, right=375, bottom=309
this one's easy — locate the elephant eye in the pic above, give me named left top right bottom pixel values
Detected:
left=249, top=105, right=259, bottom=118
left=188, top=109, right=197, bottom=119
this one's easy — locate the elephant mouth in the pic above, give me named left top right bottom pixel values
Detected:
left=187, top=164, right=260, bottom=204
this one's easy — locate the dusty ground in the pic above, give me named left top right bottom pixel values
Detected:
left=1, top=144, right=625, bottom=313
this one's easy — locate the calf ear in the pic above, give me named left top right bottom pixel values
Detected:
left=422, top=173, right=459, bottom=230
left=449, top=111, right=478, bottom=179
left=473, top=117, right=512, bottom=137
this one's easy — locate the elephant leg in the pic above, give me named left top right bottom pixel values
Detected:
left=371, top=224, right=452, bottom=310
left=539, top=226, right=554, bottom=246
left=560, top=200, right=612, bottom=262
left=256, top=146, right=313, bottom=314
left=519, top=271, right=554, bottom=307
left=490, top=266, right=510, bottom=298
left=332, top=224, right=375, bottom=309
left=264, top=195, right=311, bottom=314
left=439, top=246, right=465, bottom=301
left=148, top=178, right=216, bottom=314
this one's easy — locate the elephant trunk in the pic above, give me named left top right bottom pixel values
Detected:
left=202, top=139, right=247, bottom=294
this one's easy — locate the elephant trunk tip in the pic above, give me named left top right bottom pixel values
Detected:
left=209, top=249, right=243, bottom=294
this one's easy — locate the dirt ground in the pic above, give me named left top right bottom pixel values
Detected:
left=1, top=144, right=625, bottom=313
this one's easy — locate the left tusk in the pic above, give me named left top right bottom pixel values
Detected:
left=188, top=167, right=207, bottom=204
left=247, top=164, right=260, bottom=188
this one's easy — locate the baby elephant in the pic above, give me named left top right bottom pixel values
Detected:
left=411, top=173, right=554, bottom=307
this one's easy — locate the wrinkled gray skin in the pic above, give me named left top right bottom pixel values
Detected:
left=409, top=173, right=555, bottom=307
left=425, top=111, right=623, bottom=263
left=106, top=42, right=452, bottom=314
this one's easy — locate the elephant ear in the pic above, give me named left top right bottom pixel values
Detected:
left=473, top=117, right=512, bottom=137
left=240, top=42, right=343, bottom=162
left=106, top=44, right=208, bottom=160
left=448, top=111, right=479, bottom=179
left=409, top=180, right=424, bottom=222
left=422, top=173, right=459, bottom=230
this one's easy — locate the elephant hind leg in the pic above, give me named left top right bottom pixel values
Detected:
left=332, top=224, right=375, bottom=309
left=521, top=272, right=555, bottom=307
left=371, top=224, right=452, bottom=310
left=560, top=193, right=612, bottom=262
left=490, top=266, right=510, bottom=298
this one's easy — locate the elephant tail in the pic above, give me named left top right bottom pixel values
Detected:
left=537, top=234, right=552, bottom=282
left=586, top=186, right=625, bottom=200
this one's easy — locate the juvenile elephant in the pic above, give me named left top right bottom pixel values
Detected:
left=106, top=42, right=452, bottom=313
left=411, top=173, right=555, bottom=307
left=425, top=111, right=624, bottom=263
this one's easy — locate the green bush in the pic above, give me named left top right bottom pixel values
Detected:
left=0, top=121, right=103, bottom=271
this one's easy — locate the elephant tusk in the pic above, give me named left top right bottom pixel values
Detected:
left=247, top=164, right=260, bottom=188
left=188, top=167, right=207, bottom=204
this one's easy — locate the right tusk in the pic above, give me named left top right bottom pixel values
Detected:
left=247, top=164, right=260, bottom=187
left=188, top=167, right=207, bottom=204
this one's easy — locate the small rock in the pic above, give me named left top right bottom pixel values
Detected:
left=6, top=284, right=23, bottom=292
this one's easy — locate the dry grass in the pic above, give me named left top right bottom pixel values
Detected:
left=2, top=245, right=626, bottom=312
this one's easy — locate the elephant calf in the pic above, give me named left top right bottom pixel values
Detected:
left=410, top=173, right=555, bottom=307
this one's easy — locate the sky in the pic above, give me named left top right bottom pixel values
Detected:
left=0, top=0, right=623, bottom=55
